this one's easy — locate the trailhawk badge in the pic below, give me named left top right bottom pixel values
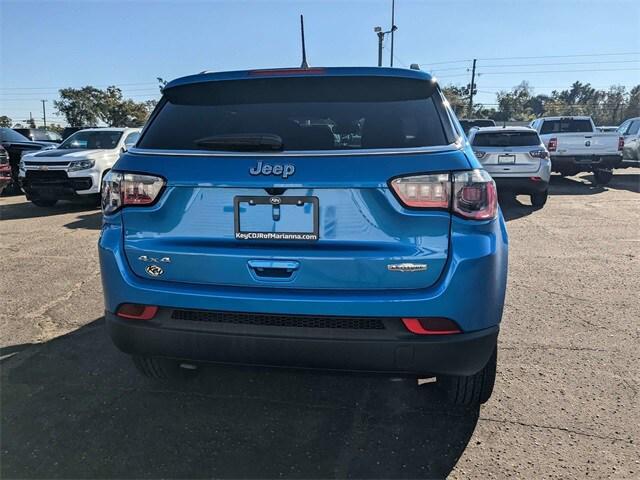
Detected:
left=387, top=263, right=428, bottom=272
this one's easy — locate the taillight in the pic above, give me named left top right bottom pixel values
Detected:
left=102, top=171, right=165, bottom=215
left=390, top=170, right=497, bottom=220
left=618, top=136, right=624, bottom=151
left=547, top=137, right=557, bottom=152
left=452, top=170, right=498, bottom=220
left=529, top=149, right=549, bottom=159
left=390, top=174, right=450, bottom=209
left=473, top=150, right=487, bottom=159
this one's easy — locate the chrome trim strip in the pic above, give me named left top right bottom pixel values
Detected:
left=23, top=165, right=69, bottom=170
left=128, top=143, right=463, bottom=158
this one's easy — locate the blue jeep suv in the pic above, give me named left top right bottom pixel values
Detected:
left=99, top=67, right=508, bottom=406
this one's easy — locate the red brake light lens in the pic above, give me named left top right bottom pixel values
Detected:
left=402, top=317, right=461, bottom=335
left=390, top=174, right=450, bottom=208
left=248, top=68, right=326, bottom=76
left=116, top=304, right=158, bottom=320
left=618, top=136, right=624, bottom=151
left=452, top=169, right=498, bottom=220
left=547, top=137, right=557, bottom=152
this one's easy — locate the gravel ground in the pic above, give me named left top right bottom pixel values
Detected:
left=1, top=169, right=638, bottom=479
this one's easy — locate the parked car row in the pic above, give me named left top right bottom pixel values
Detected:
left=465, top=114, right=633, bottom=205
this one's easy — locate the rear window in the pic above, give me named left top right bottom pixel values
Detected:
left=540, top=119, right=593, bottom=134
left=59, top=130, right=122, bottom=150
left=1, top=128, right=30, bottom=143
left=472, top=131, right=541, bottom=147
left=138, top=76, right=452, bottom=151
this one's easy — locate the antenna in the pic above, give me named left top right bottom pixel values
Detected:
left=300, top=14, right=309, bottom=69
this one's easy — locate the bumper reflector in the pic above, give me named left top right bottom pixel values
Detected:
left=402, top=317, right=461, bottom=335
left=116, top=304, right=158, bottom=320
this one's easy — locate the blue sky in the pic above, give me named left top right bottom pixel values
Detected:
left=1, top=0, right=639, bottom=126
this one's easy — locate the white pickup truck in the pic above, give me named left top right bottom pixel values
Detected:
left=19, top=127, right=140, bottom=207
left=530, top=116, right=623, bottom=185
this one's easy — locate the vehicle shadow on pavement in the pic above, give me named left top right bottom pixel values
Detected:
left=0, top=199, right=98, bottom=221
left=498, top=194, right=535, bottom=222
left=606, top=173, right=640, bottom=194
left=547, top=174, right=605, bottom=196
left=1, top=319, right=479, bottom=479
left=63, top=211, right=103, bottom=230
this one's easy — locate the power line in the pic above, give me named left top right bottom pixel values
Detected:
left=0, top=82, right=158, bottom=91
left=0, top=87, right=162, bottom=96
left=476, top=51, right=640, bottom=61
left=479, top=67, right=640, bottom=75
left=419, top=51, right=640, bottom=67
left=480, top=59, right=640, bottom=68
left=430, top=59, right=640, bottom=74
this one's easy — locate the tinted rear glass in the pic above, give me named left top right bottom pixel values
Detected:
left=138, top=76, right=450, bottom=151
left=472, top=131, right=541, bottom=147
left=540, top=119, right=592, bottom=134
left=1, top=128, right=31, bottom=143
left=59, top=131, right=122, bottom=149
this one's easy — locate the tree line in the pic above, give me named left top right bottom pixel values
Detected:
left=443, top=81, right=640, bottom=125
left=0, top=85, right=158, bottom=131
left=1, top=80, right=639, bottom=131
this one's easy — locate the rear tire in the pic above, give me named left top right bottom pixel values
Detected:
left=593, top=169, right=613, bottom=185
left=31, top=198, right=57, bottom=207
left=531, top=190, right=548, bottom=209
left=132, top=355, right=198, bottom=381
left=440, top=348, right=497, bottom=406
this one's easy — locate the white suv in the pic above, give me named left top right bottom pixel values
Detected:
left=19, top=128, right=140, bottom=207
left=469, top=126, right=551, bottom=208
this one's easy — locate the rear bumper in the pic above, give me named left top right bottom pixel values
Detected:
left=551, top=154, right=623, bottom=172
left=493, top=176, right=548, bottom=194
left=99, top=214, right=508, bottom=333
left=106, top=311, right=499, bottom=376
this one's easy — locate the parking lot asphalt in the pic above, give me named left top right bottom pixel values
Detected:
left=1, top=169, right=639, bottom=479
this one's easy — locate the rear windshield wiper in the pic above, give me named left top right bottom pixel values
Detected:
left=195, top=134, right=283, bottom=152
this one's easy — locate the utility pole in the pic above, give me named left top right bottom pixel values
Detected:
left=390, top=0, right=395, bottom=67
left=41, top=100, right=47, bottom=129
left=376, top=28, right=384, bottom=67
left=374, top=25, right=397, bottom=67
left=468, top=59, right=477, bottom=117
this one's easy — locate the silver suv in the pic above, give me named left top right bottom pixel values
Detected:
left=469, top=126, right=551, bottom=208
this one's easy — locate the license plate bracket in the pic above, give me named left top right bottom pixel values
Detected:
left=234, top=196, right=319, bottom=241
left=498, top=154, right=516, bottom=164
